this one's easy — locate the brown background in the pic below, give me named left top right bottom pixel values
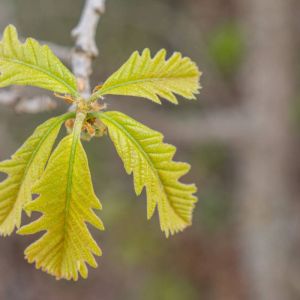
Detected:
left=0, top=0, right=300, bottom=299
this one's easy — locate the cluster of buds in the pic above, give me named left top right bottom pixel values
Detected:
left=55, top=87, right=108, bottom=141
left=65, top=117, right=107, bottom=141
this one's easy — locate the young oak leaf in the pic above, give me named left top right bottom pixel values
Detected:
left=0, top=25, right=79, bottom=97
left=0, top=113, right=74, bottom=236
left=98, top=111, right=197, bottom=237
left=91, top=48, right=201, bottom=104
left=18, top=115, right=104, bottom=281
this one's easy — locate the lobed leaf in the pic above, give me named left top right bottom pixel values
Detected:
left=0, top=25, right=78, bottom=97
left=18, top=115, right=104, bottom=280
left=92, top=48, right=201, bottom=104
left=0, top=113, right=73, bottom=236
left=98, top=111, right=197, bottom=237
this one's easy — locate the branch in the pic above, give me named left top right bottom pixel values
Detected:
left=0, top=89, right=19, bottom=106
left=71, top=0, right=106, bottom=98
left=165, top=112, right=248, bottom=145
left=14, top=95, right=57, bottom=114
left=0, top=88, right=57, bottom=113
left=135, top=108, right=249, bottom=146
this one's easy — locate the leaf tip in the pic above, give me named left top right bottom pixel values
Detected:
left=3, top=24, right=18, bottom=38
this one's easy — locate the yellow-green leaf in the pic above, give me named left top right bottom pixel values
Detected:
left=18, top=114, right=104, bottom=281
left=0, top=25, right=79, bottom=97
left=0, top=113, right=73, bottom=236
left=92, top=48, right=201, bottom=104
left=98, top=111, right=197, bottom=237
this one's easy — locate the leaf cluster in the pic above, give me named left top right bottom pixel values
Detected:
left=0, top=25, right=201, bottom=280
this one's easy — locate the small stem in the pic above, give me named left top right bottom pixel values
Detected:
left=88, top=92, right=101, bottom=103
left=73, top=111, right=87, bottom=139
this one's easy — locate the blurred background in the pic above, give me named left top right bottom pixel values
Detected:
left=0, top=0, right=300, bottom=299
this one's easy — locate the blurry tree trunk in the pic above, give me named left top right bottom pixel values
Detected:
left=237, top=0, right=296, bottom=299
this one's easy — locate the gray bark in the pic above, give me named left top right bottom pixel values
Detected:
left=237, top=0, right=297, bottom=299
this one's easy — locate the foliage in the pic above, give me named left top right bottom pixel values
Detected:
left=98, top=111, right=197, bottom=236
left=0, top=113, right=73, bottom=236
left=92, top=48, right=201, bottom=104
left=18, top=114, right=104, bottom=280
left=0, top=25, right=78, bottom=97
left=0, top=25, right=201, bottom=280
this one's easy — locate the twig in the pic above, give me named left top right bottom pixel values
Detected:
left=0, top=88, right=57, bottom=113
left=71, top=0, right=106, bottom=99
left=135, top=108, right=249, bottom=145
left=0, top=89, right=19, bottom=106
left=14, top=96, right=57, bottom=114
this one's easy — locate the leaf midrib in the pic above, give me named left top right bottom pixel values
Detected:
left=96, top=74, right=198, bottom=96
left=0, top=57, right=78, bottom=96
left=64, top=134, right=78, bottom=231
left=60, top=115, right=84, bottom=266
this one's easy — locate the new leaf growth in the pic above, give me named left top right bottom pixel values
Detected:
left=0, top=25, right=201, bottom=280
